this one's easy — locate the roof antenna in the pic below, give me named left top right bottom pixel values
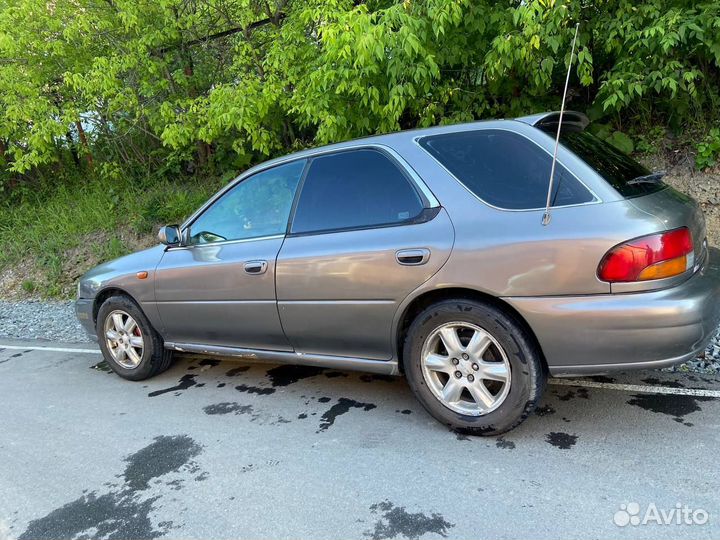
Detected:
left=542, top=22, right=580, bottom=226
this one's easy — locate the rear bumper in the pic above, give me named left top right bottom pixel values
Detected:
left=504, top=249, right=720, bottom=377
left=75, top=298, right=98, bottom=341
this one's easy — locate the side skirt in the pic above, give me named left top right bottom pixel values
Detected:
left=164, top=341, right=400, bottom=376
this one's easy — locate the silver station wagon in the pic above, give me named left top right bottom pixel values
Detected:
left=76, top=111, right=720, bottom=435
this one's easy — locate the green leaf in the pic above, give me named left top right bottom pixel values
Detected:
left=608, top=131, right=635, bottom=154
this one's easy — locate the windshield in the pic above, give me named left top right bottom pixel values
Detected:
left=555, top=129, right=665, bottom=198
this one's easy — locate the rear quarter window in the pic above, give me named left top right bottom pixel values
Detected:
left=556, top=130, right=664, bottom=198
left=418, top=129, right=594, bottom=210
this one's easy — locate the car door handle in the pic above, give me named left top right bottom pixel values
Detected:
left=396, top=249, right=430, bottom=266
left=243, top=260, right=268, bottom=275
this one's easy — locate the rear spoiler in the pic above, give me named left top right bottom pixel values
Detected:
left=515, top=111, right=589, bottom=131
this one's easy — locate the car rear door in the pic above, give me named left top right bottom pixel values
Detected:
left=154, top=159, right=306, bottom=350
left=275, top=147, right=455, bottom=360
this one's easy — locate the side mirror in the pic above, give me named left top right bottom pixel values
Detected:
left=158, top=225, right=182, bottom=246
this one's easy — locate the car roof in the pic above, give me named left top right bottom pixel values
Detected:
left=247, top=111, right=590, bottom=174
left=245, top=118, right=521, bottom=173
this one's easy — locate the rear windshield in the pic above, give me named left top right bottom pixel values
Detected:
left=555, top=129, right=665, bottom=198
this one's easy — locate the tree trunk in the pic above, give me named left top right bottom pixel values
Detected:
left=75, top=121, right=94, bottom=169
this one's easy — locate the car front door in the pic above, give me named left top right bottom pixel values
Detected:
left=275, top=147, right=455, bottom=360
left=154, top=159, right=306, bottom=350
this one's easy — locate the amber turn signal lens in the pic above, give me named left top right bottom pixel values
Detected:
left=136, top=271, right=148, bottom=280
left=636, top=255, right=687, bottom=281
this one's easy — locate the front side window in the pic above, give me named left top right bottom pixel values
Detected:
left=290, top=149, right=425, bottom=234
left=188, top=160, right=305, bottom=245
left=419, top=130, right=594, bottom=210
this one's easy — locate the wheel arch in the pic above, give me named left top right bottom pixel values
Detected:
left=395, top=287, right=547, bottom=373
left=92, top=287, right=142, bottom=326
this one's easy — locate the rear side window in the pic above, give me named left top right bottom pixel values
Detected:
left=419, top=130, right=594, bottom=209
left=556, top=130, right=663, bottom=198
left=291, top=149, right=424, bottom=234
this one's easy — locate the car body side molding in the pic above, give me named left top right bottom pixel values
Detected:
left=164, top=341, right=400, bottom=375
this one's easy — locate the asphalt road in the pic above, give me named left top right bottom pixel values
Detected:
left=1, top=339, right=719, bottom=540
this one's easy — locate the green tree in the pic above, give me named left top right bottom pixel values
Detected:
left=0, top=0, right=718, bottom=186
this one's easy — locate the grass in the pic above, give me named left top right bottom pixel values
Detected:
left=0, top=175, right=221, bottom=298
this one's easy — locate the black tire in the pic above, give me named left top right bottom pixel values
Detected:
left=403, top=299, right=545, bottom=436
left=96, top=295, right=174, bottom=381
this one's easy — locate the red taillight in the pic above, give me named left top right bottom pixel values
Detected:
left=598, top=227, right=694, bottom=283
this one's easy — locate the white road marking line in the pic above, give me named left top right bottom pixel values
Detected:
left=0, top=344, right=99, bottom=354
left=550, top=378, right=720, bottom=398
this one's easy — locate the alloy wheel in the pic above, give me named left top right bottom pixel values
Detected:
left=421, top=321, right=511, bottom=416
left=104, top=310, right=144, bottom=369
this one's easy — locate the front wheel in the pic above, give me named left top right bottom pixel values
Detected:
left=403, top=299, right=545, bottom=435
left=97, top=295, right=173, bottom=381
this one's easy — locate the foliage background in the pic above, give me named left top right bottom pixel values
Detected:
left=0, top=0, right=719, bottom=296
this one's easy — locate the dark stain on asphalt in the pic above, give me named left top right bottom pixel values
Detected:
left=0, top=351, right=24, bottom=363
left=90, top=360, right=112, bottom=373
left=396, top=409, right=412, bottom=415
left=203, top=402, right=254, bottom=416
left=496, top=437, right=515, bottom=450
left=318, top=398, right=377, bottom=432
left=235, top=383, right=275, bottom=395
left=360, top=374, right=396, bottom=383
left=166, top=478, right=183, bottom=491
left=217, top=382, right=226, bottom=388
left=325, top=371, right=348, bottom=378
left=123, top=435, right=203, bottom=491
left=365, top=500, right=454, bottom=540
left=18, top=435, right=203, bottom=540
left=199, top=359, right=221, bottom=367
left=556, top=387, right=589, bottom=401
left=18, top=490, right=162, bottom=540
left=265, top=364, right=325, bottom=387
left=626, top=393, right=712, bottom=422
left=535, top=405, right=555, bottom=416
left=318, top=396, right=331, bottom=403
left=589, top=375, right=616, bottom=383
left=148, top=374, right=197, bottom=397
left=225, top=366, right=250, bottom=377
left=204, top=402, right=288, bottom=425
left=641, top=377, right=685, bottom=388
left=545, top=432, right=578, bottom=449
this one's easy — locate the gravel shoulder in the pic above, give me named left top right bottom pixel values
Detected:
left=0, top=300, right=92, bottom=343
left=0, top=299, right=718, bottom=374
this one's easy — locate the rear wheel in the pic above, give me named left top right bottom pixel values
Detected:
left=97, top=295, right=173, bottom=381
left=403, top=299, right=545, bottom=435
